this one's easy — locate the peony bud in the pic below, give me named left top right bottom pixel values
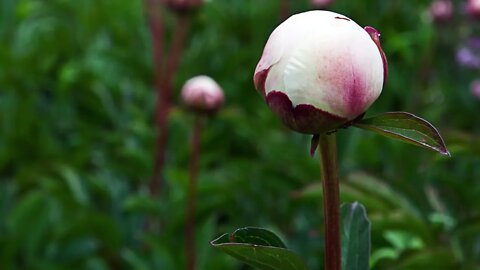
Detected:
left=181, top=75, right=224, bottom=113
left=429, top=0, right=453, bottom=23
left=253, top=11, right=388, bottom=134
left=162, top=0, right=203, bottom=14
left=311, top=0, right=334, bottom=9
left=467, top=0, right=480, bottom=19
left=471, top=79, right=480, bottom=99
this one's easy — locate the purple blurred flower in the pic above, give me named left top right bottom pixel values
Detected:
left=467, top=37, right=480, bottom=49
left=456, top=38, right=480, bottom=69
left=471, top=79, right=480, bottom=99
left=456, top=48, right=480, bottom=68
left=429, top=0, right=453, bottom=23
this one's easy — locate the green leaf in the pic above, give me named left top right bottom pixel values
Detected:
left=210, top=227, right=308, bottom=270
left=395, top=249, right=456, bottom=269
left=341, top=202, right=371, bottom=270
left=354, top=112, right=449, bottom=156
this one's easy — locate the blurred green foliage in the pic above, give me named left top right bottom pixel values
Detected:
left=0, top=0, right=479, bottom=269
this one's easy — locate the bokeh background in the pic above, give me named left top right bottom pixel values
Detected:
left=1, top=0, right=479, bottom=269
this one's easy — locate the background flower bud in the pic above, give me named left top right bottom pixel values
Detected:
left=254, top=11, right=387, bottom=134
left=429, top=0, right=453, bottom=23
left=181, top=75, right=224, bottom=113
left=467, top=0, right=480, bottom=19
left=310, top=0, right=335, bottom=9
left=162, top=0, right=203, bottom=14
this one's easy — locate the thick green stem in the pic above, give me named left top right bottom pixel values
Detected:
left=318, top=133, right=341, bottom=270
left=185, top=116, right=202, bottom=270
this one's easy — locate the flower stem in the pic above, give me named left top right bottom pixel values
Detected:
left=186, top=116, right=203, bottom=270
left=318, top=133, right=341, bottom=270
left=147, top=2, right=191, bottom=197
left=279, top=0, right=291, bottom=22
left=145, top=0, right=167, bottom=197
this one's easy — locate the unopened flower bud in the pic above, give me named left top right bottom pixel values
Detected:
left=429, top=0, right=453, bottom=23
left=254, top=11, right=387, bottom=134
left=467, top=0, right=480, bottom=19
left=311, top=0, right=334, bottom=9
left=162, top=0, right=203, bottom=14
left=181, top=75, right=224, bottom=113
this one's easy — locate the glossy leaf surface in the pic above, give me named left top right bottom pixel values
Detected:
left=211, top=227, right=308, bottom=270
left=354, top=112, right=449, bottom=156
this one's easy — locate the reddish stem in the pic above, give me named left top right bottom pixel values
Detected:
left=145, top=0, right=166, bottom=197
left=318, top=133, right=341, bottom=270
left=279, top=0, right=291, bottom=22
left=165, top=15, right=190, bottom=85
left=146, top=1, right=191, bottom=197
left=145, top=0, right=165, bottom=80
left=185, top=116, right=203, bottom=270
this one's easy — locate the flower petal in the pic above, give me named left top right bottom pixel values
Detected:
left=266, top=91, right=347, bottom=134
left=365, top=26, right=388, bottom=87
left=282, top=15, right=383, bottom=119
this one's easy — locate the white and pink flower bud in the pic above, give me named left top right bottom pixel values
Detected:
left=429, top=0, right=453, bottom=23
left=254, top=11, right=388, bottom=134
left=311, top=0, right=335, bottom=9
left=467, top=0, right=480, bottom=19
left=181, top=75, right=224, bottom=113
left=162, top=0, right=203, bottom=13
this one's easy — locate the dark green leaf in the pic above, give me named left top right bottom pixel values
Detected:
left=354, top=112, right=449, bottom=156
left=341, top=202, right=371, bottom=270
left=395, top=249, right=456, bottom=269
left=211, top=227, right=308, bottom=270
left=216, top=227, right=286, bottom=248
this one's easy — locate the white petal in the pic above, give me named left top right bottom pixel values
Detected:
left=259, top=12, right=321, bottom=93
left=277, top=11, right=384, bottom=118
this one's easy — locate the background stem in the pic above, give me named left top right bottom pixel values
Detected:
left=144, top=0, right=166, bottom=197
left=279, top=0, right=291, bottom=22
left=318, top=133, right=341, bottom=270
left=186, top=116, right=203, bottom=270
left=146, top=2, right=191, bottom=197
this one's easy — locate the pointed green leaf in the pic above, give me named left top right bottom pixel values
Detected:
left=354, top=112, right=449, bottom=156
left=341, top=202, right=371, bottom=270
left=211, top=227, right=308, bottom=270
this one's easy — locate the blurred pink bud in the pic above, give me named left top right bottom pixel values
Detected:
left=467, top=0, right=480, bottom=19
left=254, top=11, right=387, bottom=134
left=429, top=0, right=453, bottom=23
left=311, top=0, right=334, bottom=9
left=162, top=0, right=203, bottom=13
left=181, top=75, right=224, bottom=113
left=471, top=79, right=480, bottom=99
